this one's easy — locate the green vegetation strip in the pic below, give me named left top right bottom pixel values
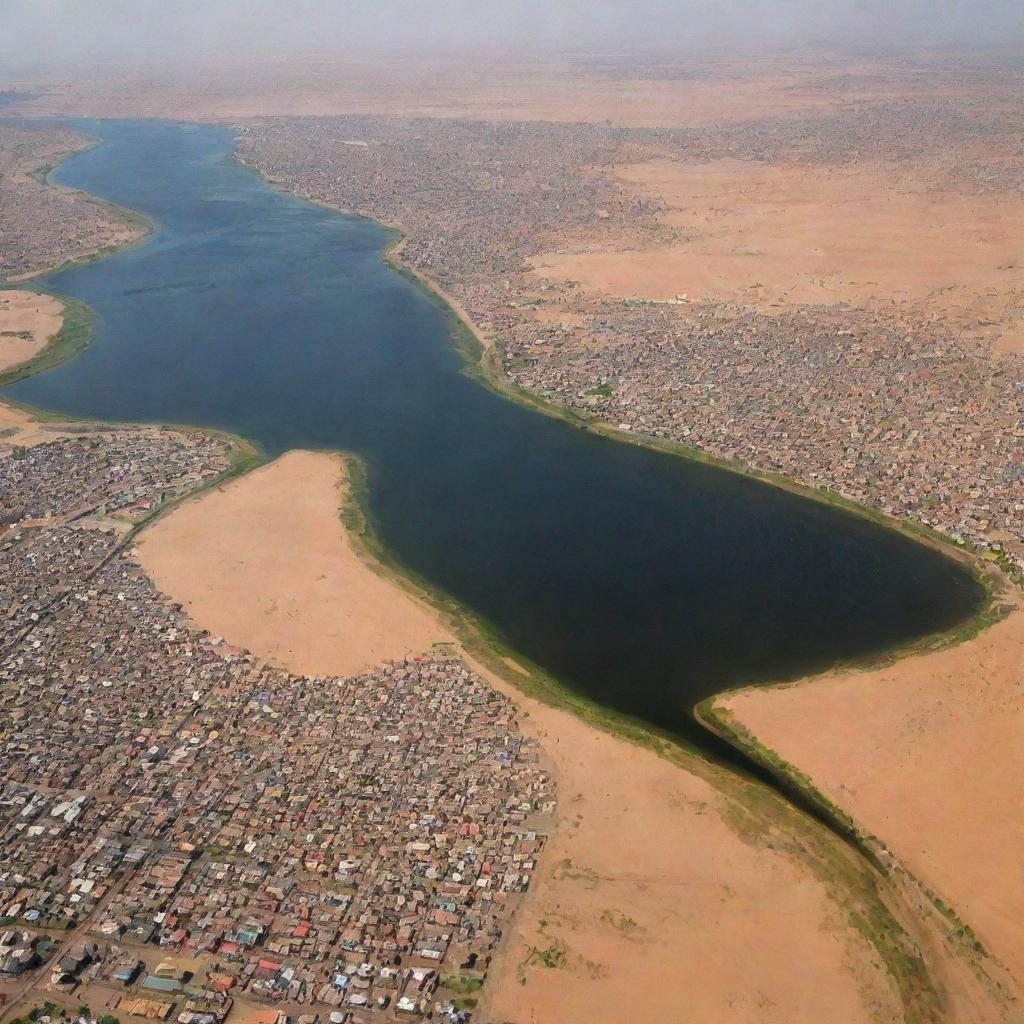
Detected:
left=697, top=698, right=1001, bottom=970
left=0, top=294, right=94, bottom=388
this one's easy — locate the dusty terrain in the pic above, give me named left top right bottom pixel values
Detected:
left=130, top=449, right=1011, bottom=1024
left=0, top=55, right=935, bottom=127
left=0, top=289, right=62, bottom=372
left=483, top=709, right=901, bottom=1024
left=135, top=450, right=449, bottom=677
left=531, top=158, right=1024, bottom=352
left=718, top=591, right=1024, bottom=986
left=6, top=51, right=1020, bottom=133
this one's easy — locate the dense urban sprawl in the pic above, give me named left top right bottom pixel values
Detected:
left=0, top=431, right=552, bottom=1024
left=0, top=125, right=143, bottom=282
left=237, top=91, right=1024, bottom=574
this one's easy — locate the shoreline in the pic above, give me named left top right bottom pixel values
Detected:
left=2, top=122, right=1017, bottom=1018
left=698, top=597, right=1024, bottom=1006
left=377, top=206, right=998, bottom=580
left=2, top=121, right=1005, bottom=761
left=128, top=448, right=956, bottom=1024
left=2, top=125, right=153, bottom=286
left=375, top=219, right=1008, bottom=650
left=0, top=293, right=94, bottom=387
left=693, top=694, right=993, bottom=951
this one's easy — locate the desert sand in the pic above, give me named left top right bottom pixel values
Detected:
left=719, top=591, right=1024, bottom=987
left=2, top=57, right=888, bottom=128
left=531, top=158, right=1024, bottom=352
left=135, top=450, right=449, bottom=677
left=481, top=707, right=907, bottom=1024
left=0, top=291, right=89, bottom=447
left=0, top=289, right=63, bottom=373
left=6, top=53, right=1018, bottom=148
left=130, top=447, right=1003, bottom=1024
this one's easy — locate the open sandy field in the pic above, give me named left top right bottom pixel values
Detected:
left=129, top=449, right=1017, bottom=1024
left=0, top=289, right=63, bottom=372
left=481, top=706, right=904, bottom=1024
left=0, top=56, right=900, bottom=127
left=0, top=290, right=91, bottom=447
left=7, top=51, right=1019, bottom=129
left=718, top=591, right=1024, bottom=988
left=135, top=449, right=449, bottom=677
left=531, top=158, right=1024, bottom=352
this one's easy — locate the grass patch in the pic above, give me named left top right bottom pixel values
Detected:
left=440, top=975, right=483, bottom=996
left=523, top=943, right=567, bottom=970
left=600, top=908, right=639, bottom=934
left=0, top=294, right=95, bottom=387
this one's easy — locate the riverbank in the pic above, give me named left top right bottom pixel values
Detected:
left=0, top=289, right=62, bottom=374
left=0, top=121, right=150, bottom=283
left=135, top=449, right=451, bottom=677
left=378, top=214, right=1005, bottom=654
left=706, top=580, right=1024, bottom=996
left=0, top=290, right=95, bottom=387
left=131, top=446, right=934, bottom=1024
left=2, top=117, right=1014, bottom=1023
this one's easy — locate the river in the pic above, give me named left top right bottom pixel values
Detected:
left=5, top=118, right=985, bottom=747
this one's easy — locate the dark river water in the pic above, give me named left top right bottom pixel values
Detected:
left=6, top=119, right=984, bottom=746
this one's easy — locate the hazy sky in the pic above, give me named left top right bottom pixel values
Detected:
left=2, top=0, right=1021, bottom=71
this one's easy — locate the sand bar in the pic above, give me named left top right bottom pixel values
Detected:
left=135, top=449, right=450, bottom=677
left=0, top=289, right=63, bottom=373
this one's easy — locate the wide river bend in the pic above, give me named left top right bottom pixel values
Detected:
left=6, top=119, right=984, bottom=748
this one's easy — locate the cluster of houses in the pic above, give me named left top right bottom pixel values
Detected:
left=237, top=98, right=1023, bottom=578
left=0, top=929, right=46, bottom=978
left=0, top=124, right=140, bottom=282
left=0, top=428, right=553, bottom=1022
left=0, top=431, right=233, bottom=649
left=504, top=294, right=1024, bottom=574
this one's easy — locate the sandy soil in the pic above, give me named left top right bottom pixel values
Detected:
left=130, top=448, right=948, bottom=1024
left=531, top=158, right=1024, bottom=352
left=481, top=707, right=909, bottom=1024
left=0, top=395, right=91, bottom=449
left=2, top=59, right=848, bottom=128
left=719, top=592, right=1024, bottom=988
left=0, top=289, right=63, bottom=372
left=0, top=403, right=65, bottom=445
left=134, top=450, right=449, bottom=677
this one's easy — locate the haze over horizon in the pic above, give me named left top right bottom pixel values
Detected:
left=2, top=0, right=1022, bottom=75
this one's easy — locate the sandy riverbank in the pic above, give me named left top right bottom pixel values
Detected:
left=716, top=588, right=1024, bottom=993
left=131, top=447, right=974, bottom=1024
left=0, top=289, right=63, bottom=373
left=135, top=449, right=449, bottom=677
left=0, top=290, right=96, bottom=447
